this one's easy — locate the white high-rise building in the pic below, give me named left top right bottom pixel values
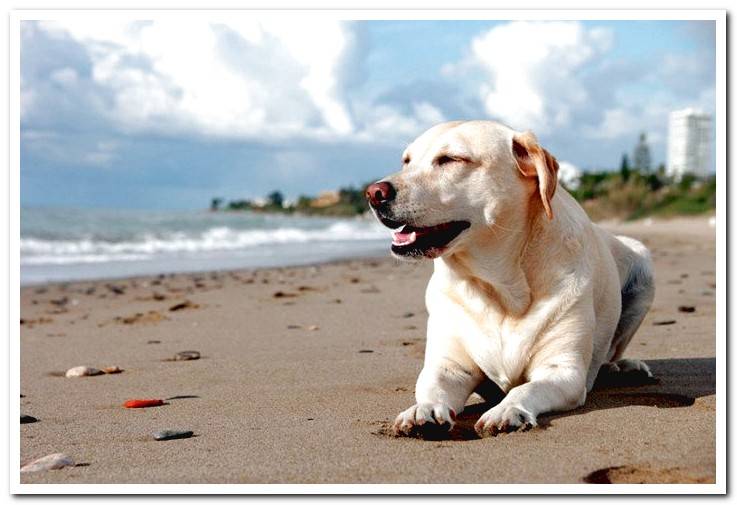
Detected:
left=666, top=108, right=712, bottom=179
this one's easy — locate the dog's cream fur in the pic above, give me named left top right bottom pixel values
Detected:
left=372, top=121, right=655, bottom=437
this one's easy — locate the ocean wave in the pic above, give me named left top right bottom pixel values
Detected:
left=20, top=222, right=390, bottom=265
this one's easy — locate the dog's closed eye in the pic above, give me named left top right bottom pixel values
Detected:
left=434, top=154, right=469, bottom=167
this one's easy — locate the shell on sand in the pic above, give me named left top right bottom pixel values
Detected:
left=20, top=453, right=75, bottom=473
left=65, top=366, right=103, bottom=378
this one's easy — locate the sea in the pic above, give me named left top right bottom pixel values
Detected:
left=20, top=207, right=392, bottom=285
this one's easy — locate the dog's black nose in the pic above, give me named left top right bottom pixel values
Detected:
left=365, top=181, right=396, bottom=208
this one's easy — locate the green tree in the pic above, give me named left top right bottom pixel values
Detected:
left=619, top=153, right=631, bottom=181
left=210, top=197, right=223, bottom=211
left=267, top=190, right=284, bottom=209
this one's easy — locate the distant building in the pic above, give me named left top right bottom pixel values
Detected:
left=667, top=108, right=712, bottom=179
left=309, top=190, right=340, bottom=208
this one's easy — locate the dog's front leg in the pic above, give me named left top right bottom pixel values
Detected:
left=474, top=360, right=587, bottom=437
left=394, top=356, right=483, bottom=436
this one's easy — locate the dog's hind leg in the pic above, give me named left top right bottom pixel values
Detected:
left=605, top=236, right=655, bottom=372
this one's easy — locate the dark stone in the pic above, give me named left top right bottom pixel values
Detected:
left=21, top=414, right=38, bottom=424
left=173, top=350, right=200, bottom=361
left=678, top=305, right=696, bottom=313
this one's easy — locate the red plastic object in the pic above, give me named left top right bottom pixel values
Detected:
left=123, top=399, right=164, bottom=408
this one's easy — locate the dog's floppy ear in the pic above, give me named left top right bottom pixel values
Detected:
left=511, top=131, right=559, bottom=220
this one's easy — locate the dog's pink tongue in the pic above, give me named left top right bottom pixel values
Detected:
left=392, top=228, right=417, bottom=246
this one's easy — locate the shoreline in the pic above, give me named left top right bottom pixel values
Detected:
left=20, top=215, right=716, bottom=484
left=20, top=250, right=391, bottom=288
left=20, top=215, right=717, bottom=288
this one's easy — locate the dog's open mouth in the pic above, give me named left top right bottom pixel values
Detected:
left=390, top=221, right=470, bottom=257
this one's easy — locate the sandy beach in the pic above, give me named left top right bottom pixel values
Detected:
left=19, top=216, right=717, bottom=485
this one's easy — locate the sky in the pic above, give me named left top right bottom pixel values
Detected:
left=20, top=18, right=716, bottom=209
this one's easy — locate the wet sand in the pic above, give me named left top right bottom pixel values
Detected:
left=19, top=216, right=718, bottom=484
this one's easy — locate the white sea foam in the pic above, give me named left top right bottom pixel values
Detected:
left=21, top=221, right=390, bottom=265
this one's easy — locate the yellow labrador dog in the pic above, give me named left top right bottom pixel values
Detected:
left=365, top=120, right=654, bottom=437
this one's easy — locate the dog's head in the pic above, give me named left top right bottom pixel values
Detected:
left=365, top=120, right=559, bottom=260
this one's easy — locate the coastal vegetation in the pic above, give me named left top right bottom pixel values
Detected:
left=569, top=168, right=716, bottom=221
left=210, top=169, right=715, bottom=222
left=210, top=132, right=714, bottom=222
left=210, top=185, right=371, bottom=217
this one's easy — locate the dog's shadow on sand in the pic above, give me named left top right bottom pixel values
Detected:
left=402, top=357, right=716, bottom=442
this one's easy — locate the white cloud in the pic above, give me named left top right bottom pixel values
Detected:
left=467, top=21, right=612, bottom=133
left=585, top=99, right=688, bottom=146
left=586, top=108, right=632, bottom=140
left=557, top=160, right=582, bottom=189
left=31, top=19, right=358, bottom=141
left=82, top=140, right=118, bottom=167
left=20, top=75, right=34, bottom=121
left=412, top=102, right=445, bottom=126
left=351, top=101, right=446, bottom=143
left=26, top=19, right=443, bottom=145
left=50, top=67, right=78, bottom=86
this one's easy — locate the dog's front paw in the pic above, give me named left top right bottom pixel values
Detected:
left=474, top=403, right=536, bottom=437
left=393, top=403, right=456, bottom=437
left=612, top=358, right=653, bottom=377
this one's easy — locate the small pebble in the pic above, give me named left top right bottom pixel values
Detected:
left=287, top=324, right=301, bottom=329
left=65, top=366, right=103, bottom=378
left=402, top=312, right=415, bottom=318
left=21, top=414, right=38, bottom=424
left=307, top=325, right=319, bottom=331
left=153, top=430, right=194, bottom=441
left=21, top=453, right=74, bottom=473
left=107, top=284, right=125, bottom=295
left=102, top=366, right=123, bottom=374
left=173, top=350, right=200, bottom=361
left=124, top=399, right=164, bottom=408
left=147, top=340, right=161, bottom=344
left=678, top=305, right=696, bottom=313
left=358, top=349, right=374, bottom=353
